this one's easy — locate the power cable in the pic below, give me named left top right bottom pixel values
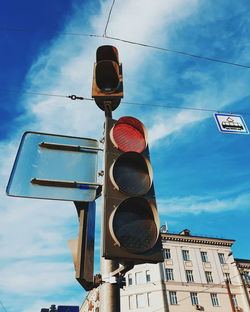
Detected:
left=0, top=27, right=100, bottom=38
left=122, top=100, right=245, bottom=115
left=0, top=27, right=250, bottom=69
left=0, top=88, right=249, bottom=116
left=104, top=35, right=250, bottom=69
left=0, top=88, right=68, bottom=98
left=103, top=0, right=116, bottom=37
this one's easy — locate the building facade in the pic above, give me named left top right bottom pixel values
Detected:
left=81, top=229, right=250, bottom=312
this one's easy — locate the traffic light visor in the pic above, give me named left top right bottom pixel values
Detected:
left=96, top=45, right=119, bottom=63
left=110, top=197, right=159, bottom=254
left=111, top=117, right=147, bottom=153
left=110, top=152, right=152, bottom=196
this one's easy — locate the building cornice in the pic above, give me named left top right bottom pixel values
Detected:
left=161, top=233, right=235, bottom=247
left=235, top=258, right=250, bottom=269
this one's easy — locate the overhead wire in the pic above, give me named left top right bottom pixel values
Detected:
left=104, top=35, right=250, bottom=69
left=103, top=0, right=116, bottom=37
left=0, top=27, right=250, bottom=69
left=0, top=88, right=249, bottom=115
left=0, top=88, right=68, bottom=98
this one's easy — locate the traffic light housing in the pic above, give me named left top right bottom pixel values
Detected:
left=102, top=116, right=163, bottom=265
left=92, top=45, right=123, bottom=111
left=68, top=202, right=96, bottom=291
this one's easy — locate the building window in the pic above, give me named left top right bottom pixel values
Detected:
left=135, top=271, right=144, bottom=284
left=243, top=271, right=250, bottom=285
left=169, top=291, right=178, bottom=305
left=186, top=270, right=194, bottom=283
left=166, top=268, right=174, bottom=281
left=210, top=293, right=219, bottom=306
left=232, top=294, right=238, bottom=307
left=147, top=293, right=153, bottom=306
left=201, top=251, right=208, bottom=262
left=218, top=253, right=225, bottom=264
left=205, top=271, right=213, bottom=283
left=164, top=248, right=171, bottom=259
left=128, top=273, right=133, bottom=286
left=129, top=295, right=136, bottom=309
left=136, top=294, right=145, bottom=308
left=146, top=270, right=151, bottom=282
left=182, top=250, right=190, bottom=261
left=224, top=272, right=231, bottom=284
left=190, top=292, right=199, bottom=305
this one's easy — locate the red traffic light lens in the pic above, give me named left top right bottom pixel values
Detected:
left=111, top=152, right=152, bottom=196
left=111, top=117, right=147, bottom=153
left=111, top=197, right=159, bottom=254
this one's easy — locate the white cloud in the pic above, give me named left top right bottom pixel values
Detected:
left=0, top=261, right=74, bottom=296
left=148, top=110, right=204, bottom=144
left=158, top=193, right=250, bottom=215
left=0, top=197, right=76, bottom=260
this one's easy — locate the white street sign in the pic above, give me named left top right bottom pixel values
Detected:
left=214, top=113, right=249, bottom=134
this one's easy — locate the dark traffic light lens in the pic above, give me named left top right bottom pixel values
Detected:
left=96, top=61, right=120, bottom=93
left=111, top=116, right=147, bottom=153
left=111, top=152, right=152, bottom=196
left=111, top=197, right=158, bottom=253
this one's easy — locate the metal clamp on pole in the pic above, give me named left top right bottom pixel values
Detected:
left=39, top=142, right=103, bottom=152
left=104, top=101, right=113, bottom=118
left=67, top=94, right=84, bottom=100
left=31, top=178, right=102, bottom=189
left=101, top=264, right=134, bottom=288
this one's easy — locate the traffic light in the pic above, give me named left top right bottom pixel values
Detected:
left=102, top=116, right=163, bottom=265
left=68, top=202, right=96, bottom=291
left=92, top=45, right=123, bottom=111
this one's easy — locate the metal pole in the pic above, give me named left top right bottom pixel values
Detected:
left=225, top=278, right=236, bottom=312
left=99, top=103, right=120, bottom=312
left=100, top=258, right=120, bottom=312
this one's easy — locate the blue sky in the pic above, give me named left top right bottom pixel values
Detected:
left=1, top=0, right=250, bottom=311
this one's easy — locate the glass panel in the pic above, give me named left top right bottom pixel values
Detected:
left=186, top=270, right=194, bottom=282
left=201, top=251, right=208, bottom=262
left=190, top=292, right=199, bottom=305
left=128, top=274, right=133, bottom=286
left=205, top=271, right=213, bottom=283
left=169, top=291, right=177, bottom=305
left=146, top=270, right=151, bottom=282
left=164, top=249, right=171, bottom=259
left=211, top=293, right=219, bottom=306
left=182, top=250, right=190, bottom=261
left=6, top=132, right=99, bottom=201
left=166, top=269, right=174, bottom=281
left=218, top=253, right=225, bottom=264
